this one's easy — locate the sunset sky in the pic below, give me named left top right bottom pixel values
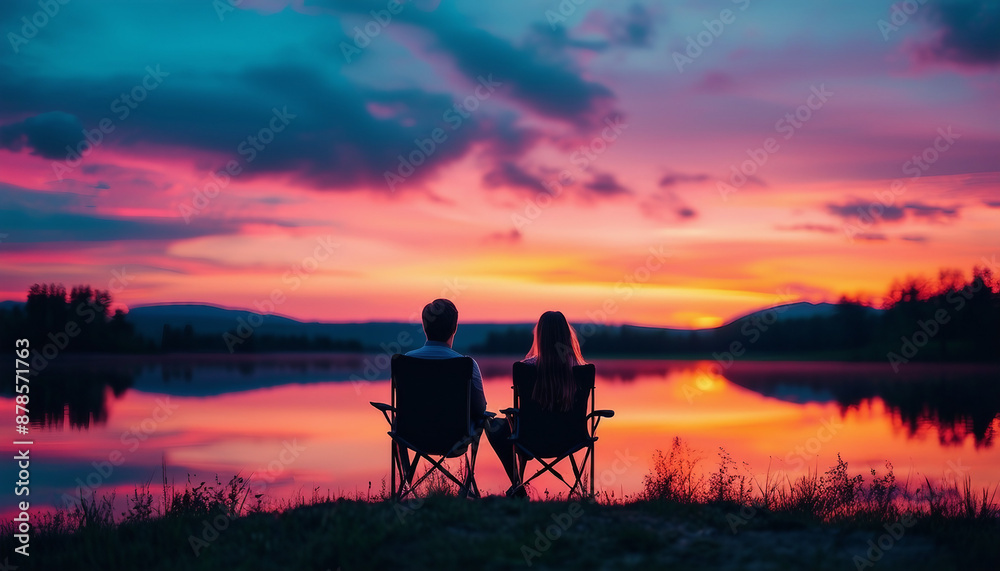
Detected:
left=1, top=0, right=998, bottom=328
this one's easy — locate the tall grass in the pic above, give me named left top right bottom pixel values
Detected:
left=9, top=438, right=997, bottom=546
left=642, top=438, right=999, bottom=524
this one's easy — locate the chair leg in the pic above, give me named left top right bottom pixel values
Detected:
left=460, top=453, right=481, bottom=499
left=390, top=441, right=397, bottom=500
left=393, top=444, right=420, bottom=500
left=569, top=453, right=583, bottom=499
left=584, top=442, right=597, bottom=498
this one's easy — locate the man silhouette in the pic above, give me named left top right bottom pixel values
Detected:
left=398, top=299, right=489, bottom=494
left=405, top=298, right=487, bottom=426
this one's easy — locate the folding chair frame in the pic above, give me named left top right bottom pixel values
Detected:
left=371, top=404, right=488, bottom=500
left=501, top=365, right=614, bottom=499
left=370, top=356, right=492, bottom=501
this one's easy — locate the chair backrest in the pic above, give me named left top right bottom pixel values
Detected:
left=512, top=361, right=595, bottom=458
left=391, top=354, right=473, bottom=456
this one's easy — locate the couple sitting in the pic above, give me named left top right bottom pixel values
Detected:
left=406, top=298, right=587, bottom=495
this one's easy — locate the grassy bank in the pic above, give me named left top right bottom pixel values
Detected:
left=4, top=442, right=998, bottom=570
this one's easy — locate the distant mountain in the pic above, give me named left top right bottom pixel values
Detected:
left=725, top=301, right=873, bottom=326
left=126, top=304, right=532, bottom=353
left=1, top=299, right=883, bottom=354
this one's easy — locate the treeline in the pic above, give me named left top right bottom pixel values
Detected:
left=0, top=284, right=149, bottom=356
left=3, top=267, right=997, bottom=361
left=472, top=266, right=1000, bottom=362
left=0, top=283, right=363, bottom=356
left=161, top=324, right=362, bottom=353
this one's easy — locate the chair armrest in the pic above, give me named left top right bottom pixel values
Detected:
left=587, top=409, right=615, bottom=419
left=370, top=402, right=395, bottom=413
left=370, top=401, right=395, bottom=427
left=472, top=411, right=497, bottom=432
left=499, top=407, right=518, bottom=416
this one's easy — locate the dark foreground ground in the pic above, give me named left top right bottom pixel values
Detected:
left=5, top=495, right=997, bottom=571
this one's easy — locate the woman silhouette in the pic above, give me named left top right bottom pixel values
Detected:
left=486, top=311, right=587, bottom=494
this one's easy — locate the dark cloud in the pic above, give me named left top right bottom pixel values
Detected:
left=903, top=201, right=960, bottom=221
left=427, top=23, right=615, bottom=126
left=524, top=23, right=609, bottom=54
left=919, top=1, right=1000, bottom=66
left=659, top=172, right=710, bottom=187
left=639, top=188, right=696, bottom=222
left=311, top=0, right=617, bottom=125
left=0, top=183, right=242, bottom=243
left=482, top=228, right=522, bottom=245
left=826, top=200, right=905, bottom=222
left=776, top=224, right=838, bottom=233
left=826, top=200, right=961, bottom=224
left=0, top=3, right=617, bottom=195
left=483, top=162, right=549, bottom=195
left=583, top=172, right=630, bottom=196
left=0, top=112, right=85, bottom=159
left=608, top=4, right=655, bottom=48
left=855, top=233, right=887, bottom=242
left=0, top=64, right=540, bottom=192
left=901, top=235, right=928, bottom=243
left=984, top=200, right=1000, bottom=208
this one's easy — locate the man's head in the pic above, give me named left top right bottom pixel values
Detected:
left=422, top=298, right=458, bottom=343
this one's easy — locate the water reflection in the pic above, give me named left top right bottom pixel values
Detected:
left=5, top=364, right=136, bottom=429
left=12, top=355, right=998, bottom=451
left=722, top=362, right=1000, bottom=448
left=2, top=355, right=999, bottom=519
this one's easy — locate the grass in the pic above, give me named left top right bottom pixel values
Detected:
left=3, top=439, right=997, bottom=570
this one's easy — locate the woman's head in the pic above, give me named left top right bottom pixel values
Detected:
left=526, top=311, right=585, bottom=411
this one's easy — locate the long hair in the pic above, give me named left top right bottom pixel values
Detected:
left=525, top=311, right=585, bottom=411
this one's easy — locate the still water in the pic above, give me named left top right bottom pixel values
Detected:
left=4, top=354, right=998, bottom=515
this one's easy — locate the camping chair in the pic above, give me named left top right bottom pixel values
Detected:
left=370, top=354, right=492, bottom=500
left=501, top=362, right=614, bottom=498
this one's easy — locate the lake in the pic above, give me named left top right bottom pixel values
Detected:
left=4, top=354, right=999, bottom=516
